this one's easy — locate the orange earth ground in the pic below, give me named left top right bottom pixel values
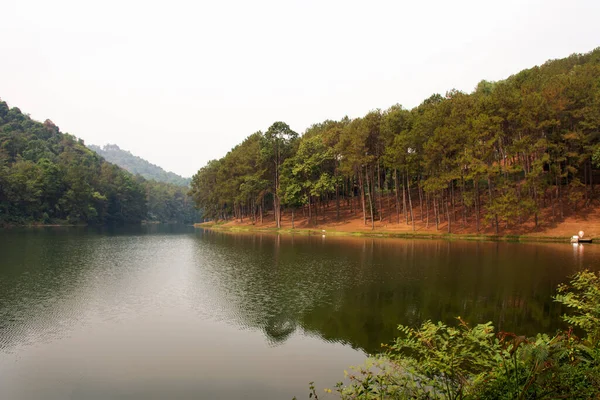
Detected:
left=202, top=195, right=600, bottom=240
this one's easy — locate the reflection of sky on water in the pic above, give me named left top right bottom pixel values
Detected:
left=0, top=227, right=364, bottom=399
left=1, top=227, right=600, bottom=399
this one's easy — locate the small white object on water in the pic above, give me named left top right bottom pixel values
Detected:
left=579, top=230, right=585, bottom=238
left=571, top=235, right=580, bottom=243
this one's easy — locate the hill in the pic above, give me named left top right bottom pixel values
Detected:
left=89, top=144, right=190, bottom=186
left=0, top=99, right=200, bottom=225
left=191, top=47, right=600, bottom=237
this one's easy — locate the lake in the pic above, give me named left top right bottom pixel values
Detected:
left=1, top=226, right=599, bottom=399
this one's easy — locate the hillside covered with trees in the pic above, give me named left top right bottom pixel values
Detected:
left=0, top=100, right=199, bottom=225
left=190, top=48, right=600, bottom=235
left=88, top=144, right=191, bottom=186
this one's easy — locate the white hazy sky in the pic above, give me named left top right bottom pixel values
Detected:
left=1, top=0, right=599, bottom=177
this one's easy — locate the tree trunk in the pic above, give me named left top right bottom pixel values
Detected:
left=590, top=159, right=595, bottom=196
left=488, top=176, right=498, bottom=234
left=461, top=175, right=467, bottom=227
left=274, top=195, right=280, bottom=227
left=394, top=169, right=400, bottom=224
left=434, top=193, right=439, bottom=230
left=366, top=166, right=375, bottom=230
left=377, top=163, right=383, bottom=222
left=418, top=178, right=424, bottom=222
left=557, top=172, right=563, bottom=219
left=335, top=170, right=340, bottom=221
left=359, top=169, right=367, bottom=225
left=446, top=185, right=451, bottom=234
left=260, top=201, right=263, bottom=224
left=407, top=170, right=415, bottom=231
left=475, top=180, right=480, bottom=233
left=402, top=172, right=408, bottom=225
left=451, top=180, right=456, bottom=223
left=425, top=191, right=430, bottom=229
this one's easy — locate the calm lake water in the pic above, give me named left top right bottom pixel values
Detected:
left=1, top=226, right=599, bottom=399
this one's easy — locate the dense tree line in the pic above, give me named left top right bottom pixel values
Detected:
left=88, top=144, right=191, bottom=186
left=191, top=48, right=600, bottom=233
left=145, top=180, right=199, bottom=224
left=0, top=100, right=199, bottom=225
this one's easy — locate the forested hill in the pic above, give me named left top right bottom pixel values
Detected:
left=0, top=100, right=200, bottom=225
left=191, top=48, right=600, bottom=234
left=89, top=144, right=190, bottom=186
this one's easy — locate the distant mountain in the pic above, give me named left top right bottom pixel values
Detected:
left=89, top=144, right=190, bottom=186
left=0, top=99, right=201, bottom=225
left=0, top=101, right=148, bottom=225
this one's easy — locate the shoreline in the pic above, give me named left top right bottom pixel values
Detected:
left=194, top=222, right=587, bottom=244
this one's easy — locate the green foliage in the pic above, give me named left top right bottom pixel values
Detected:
left=0, top=106, right=147, bottom=225
left=317, top=271, right=600, bottom=400
left=145, top=179, right=201, bottom=224
left=192, top=48, right=600, bottom=231
left=555, top=270, right=600, bottom=346
left=0, top=99, right=200, bottom=225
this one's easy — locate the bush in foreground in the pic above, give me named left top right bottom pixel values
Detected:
left=307, top=270, right=600, bottom=399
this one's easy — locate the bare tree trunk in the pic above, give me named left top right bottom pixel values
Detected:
left=418, top=177, right=424, bottom=222
left=488, top=176, right=498, bottom=234
left=557, top=172, right=563, bottom=219
left=260, top=199, right=264, bottom=224
left=451, top=182, right=456, bottom=223
left=274, top=196, right=280, bottom=226
left=349, top=179, right=354, bottom=214
left=359, top=169, right=367, bottom=225
left=426, top=191, right=430, bottom=229
left=402, top=172, right=408, bottom=224
left=291, top=208, right=295, bottom=229
left=533, top=184, right=538, bottom=228
left=394, top=169, right=400, bottom=224
left=461, top=175, right=466, bottom=227
left=590, top=159, right=595, bottom=196
left=446, top=185, right=451, bottom=234
left=388, top=178, right=392, bottom=223
left=335, top=170, right=340, bottom=221
left=434, top=193, right=439, bottom=230
left=366, top=166, right=375, bottom=230
left=377, top=163, right=383, bottom=222
left=584, top=160, right=589, bottom=205
left=475, top=180, right=480, bottom=233
left=407, top=170, right=415, bottom=231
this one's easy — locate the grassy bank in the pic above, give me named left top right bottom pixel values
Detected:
left=194, top=222, right=585, bottom=243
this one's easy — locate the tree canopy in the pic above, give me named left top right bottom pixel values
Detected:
left=0, top=100, right=200, bottom=225
left=191, top=48, right=600, bottom=233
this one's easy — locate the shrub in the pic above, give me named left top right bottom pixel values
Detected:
left=314, top=270, right=600, bottom=400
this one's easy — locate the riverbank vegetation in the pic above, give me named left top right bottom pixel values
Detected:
left=306, top=270, right=600, bottom=399
left=0, top=99, right=199, bottom=225
left=191, top=48, right=600, bottom=236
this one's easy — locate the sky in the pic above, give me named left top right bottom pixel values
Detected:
left=1, top=0, right=599, bottom=177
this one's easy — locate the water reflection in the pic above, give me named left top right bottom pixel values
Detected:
left=1, top=226, right=599, bottom=399
left=192, top=230, right=600, bottom=353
